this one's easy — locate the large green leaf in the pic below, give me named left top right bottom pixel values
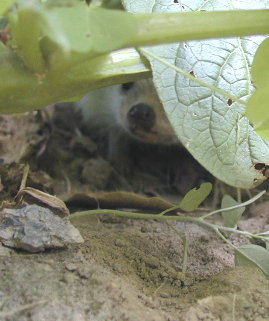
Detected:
left=123, top=0, right=269, bottom=189
left=9, top=3, right=47, bottom=72
left=0, top=48, right=150, bottom=113
left=8, top=2, right=137, bottom=71
left=0, top=1, right=147, bottom=113
left=2, top=1, right=269, bottom=117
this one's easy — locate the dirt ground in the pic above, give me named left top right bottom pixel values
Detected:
left=1, top=108, right=269, bottom=321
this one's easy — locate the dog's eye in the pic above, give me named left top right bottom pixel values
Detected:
left=121, top=82, right=135, bottom=92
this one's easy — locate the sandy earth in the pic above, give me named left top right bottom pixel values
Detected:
left=0, top=110, right=269, bottom=321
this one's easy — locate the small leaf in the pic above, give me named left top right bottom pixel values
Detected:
left=179, top=182, right=212, bottom=212
left=221, top=194, right=245, bottom=229
left=252, top=38, right=269, bottom=89
left=235, top=244, right=269, bottom=277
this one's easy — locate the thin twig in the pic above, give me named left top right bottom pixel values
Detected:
left=0, top=300, right=48, bottom=318
left=19, top=164, right=30, bottom=190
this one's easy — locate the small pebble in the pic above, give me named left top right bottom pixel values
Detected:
left=114, top=239, right=125, bottom=247
left=159, top=292, right=170, bottom=298
left=65, top=263, right=78, bottom=272
left=141, top=226, right=151, bottom=233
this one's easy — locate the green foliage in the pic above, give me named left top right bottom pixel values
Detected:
left=246, top=38, right=269, bottom=140
left=0, top=16, right=8, bottom=29
left=221, top=195, right=245, bottom=229
left=8, top=2, right=137, bottom=71
left=0, top=0, right=269, bottom=189
left=251, top=38, right=269, bottom=89
left=0, top=2, right=148, bottom=113
left=0, top=0, right=15, bottom=15
left=235, top=244, right=269, bottom=278
left=9, top=3, right=47, bottom=72
left=179, top=182, right=212, bottom=212
left=0, top=1, right=269, bottom=120
left=124, top=0, right=269, bottom=189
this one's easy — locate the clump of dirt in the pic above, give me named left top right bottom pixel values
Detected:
left=1, top=106, right=269, bottom=321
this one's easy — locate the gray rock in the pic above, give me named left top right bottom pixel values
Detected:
left=0, top=205, right=84, bottom=252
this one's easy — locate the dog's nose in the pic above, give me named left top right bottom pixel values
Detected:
left=127, top=103, right=155, bottom=131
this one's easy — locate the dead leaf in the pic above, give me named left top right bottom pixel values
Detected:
left=66, top=191, right=174, bottom=212
left=15, top=187, right=69, bottom=217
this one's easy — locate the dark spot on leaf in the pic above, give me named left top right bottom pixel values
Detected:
left=227, top=98, right=233, bottom=106
left=254, top=163, right=269, bottom=176
left=86, top=34, right=91, bottom=38
left=254, top=163, right=265, bottom=170
left=173, top=0, right=179, bottom=3
left=252, top=239, right=266, bottom=248
left=182, top=5, right=185, bottom=9
left=189, top=71, right=195, bottom=77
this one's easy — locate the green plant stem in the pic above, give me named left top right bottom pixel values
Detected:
left=0, top=48, right=151, bottom=113
left=213, top=227, right=237, bottom=249
left=213, top=225, right=269, bottom=242
left=70, top=209, right=192, bottom=221
left=70, top=209, right=220, bottom=235
left=70, top=192, right=268, bottom=244
left=132, top=10, right=269, bottom=46
left=213, top=226, right=269, bottom=269
left=159, top=205, right=182, bottom=216
left=3, top=8, right=269, bottom=113
left=201, top=190, right=265, bottom=219
left=19, top=164, right=29, bottom=190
